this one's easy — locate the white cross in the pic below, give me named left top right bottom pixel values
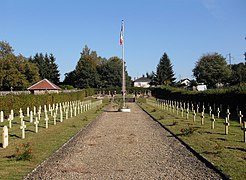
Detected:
left=20, top=121, right=26, bottom=139
left=34, top=117, right=39, bottom=133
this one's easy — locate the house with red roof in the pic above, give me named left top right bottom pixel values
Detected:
left=27, top=79, right=62, bottom=95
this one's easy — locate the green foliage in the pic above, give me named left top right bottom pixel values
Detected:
left=14, top=142, right=33, bottom=161
left=193, top=53, right=231, bottom=88
left=156, top=52, right=176, bottom=85
left=0, top=42, right=41, bottom=90
left=230, top=63, right=246, bottom=85
left=29, top=53, right=60, bottom=84
left=64, top=45, right=132, bottom=89
left=0, top=88, right=95, bottom=113
left=180, top=126, right=197, bottom=136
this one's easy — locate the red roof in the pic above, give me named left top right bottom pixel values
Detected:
left=28, top=79, right=62, bottom=90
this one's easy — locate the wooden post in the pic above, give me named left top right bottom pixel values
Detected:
left=181, top=107, right=184, bottom=117
left=211, top=114, right=215, bottom=129
left=176, top=106, right=179, bottom=115
left=241, top=122, right=246, bottom=143
left=224, top=117, right=230, bottom=135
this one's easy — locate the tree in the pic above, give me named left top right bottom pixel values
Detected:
left=75, top=46, right=100, bottom=88
left=30, top=53, right=60, bottom=83
left=0, top=41, right=14, bottom=59
left=156, top=52, right=176, bottom=85
left=193, top=53, right=231, bottom=88
left=0, top=42, right=41, bottom=90
left=230, top=63, right=246, bottom=85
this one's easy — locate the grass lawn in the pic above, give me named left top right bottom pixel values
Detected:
left=138, top=98, right=246, bottom=180
left=0, top=99, right=108, bottom=180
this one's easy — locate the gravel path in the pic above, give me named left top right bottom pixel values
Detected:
left=25, top=103, right=222, bottom=180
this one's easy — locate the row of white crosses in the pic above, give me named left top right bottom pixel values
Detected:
left=1, top=99, right=103, bottom=148
left=152, top=99, right=246, bottom=142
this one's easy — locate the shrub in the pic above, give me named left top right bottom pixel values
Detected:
left=14, top=142, right=33, bottom=161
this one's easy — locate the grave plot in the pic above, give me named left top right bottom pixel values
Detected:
left=141, top=97, right=246, bottom=180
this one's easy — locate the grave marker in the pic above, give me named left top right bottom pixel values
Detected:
left=53, top=113, right=57, bottom=125
left=20, top=121, right=26, bottom=139
left=211, top=114, right=215, bottom=129
left=27, top=107, right=30, bottom=117
left=193, top=110, right=196, bottom=122
left=226, top=109, right=230, bottom=121
left=224, top=117, right=230, bottom=135
left=2, top=126, right=8, bottom=148
left=0, top=111, right=4, bottom=123
left=186, top=108, right=189, bottom=120
left=209, top=106, right=212, bottom=117
left=201, top=112, right=205, bottom=125
left=30, top=111, right=33, bottom=123
left=8, top=115, right=12, bottom=128
left=34, top=117, right=39, bottom=133
left=217, top=108, right=220, bottom=118
left=242, top=122, right=246, bottom=143
left=239, top=111, right=243, bottom=125
left=45, top=116, right=49, bottom=129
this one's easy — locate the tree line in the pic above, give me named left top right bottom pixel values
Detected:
left=63, top=45, right=131, bottom=89
left=148, top=52, right=246, bottom=88
left=0, top=41, right=60, bottom=90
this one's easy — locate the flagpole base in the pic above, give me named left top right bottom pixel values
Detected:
left=119, top=108, right=131, bottom=112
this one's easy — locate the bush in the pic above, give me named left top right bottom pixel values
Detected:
left=14, top=142, right=33, bottom=161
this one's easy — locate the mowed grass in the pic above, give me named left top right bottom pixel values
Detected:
left=0, top=99, right=108, bottom=180
left=138, top=99, right=246, bottom=180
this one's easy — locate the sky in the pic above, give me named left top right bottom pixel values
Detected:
left=1, top=0, right=246, bottom=81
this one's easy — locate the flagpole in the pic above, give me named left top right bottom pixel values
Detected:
left=122, top=20, right=126, bottom=108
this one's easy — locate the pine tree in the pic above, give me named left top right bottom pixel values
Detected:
left=156, top=52, right=176, bottom=85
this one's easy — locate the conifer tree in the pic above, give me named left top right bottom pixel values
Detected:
left=156, top=52, right=176, bottom=85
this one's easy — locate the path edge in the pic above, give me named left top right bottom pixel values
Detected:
left=138, top=103, right=231, bottom=180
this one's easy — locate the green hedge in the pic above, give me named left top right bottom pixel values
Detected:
left=151, top=86, right=246, bottom=119
left=0, top=89, right=95, bottom=116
